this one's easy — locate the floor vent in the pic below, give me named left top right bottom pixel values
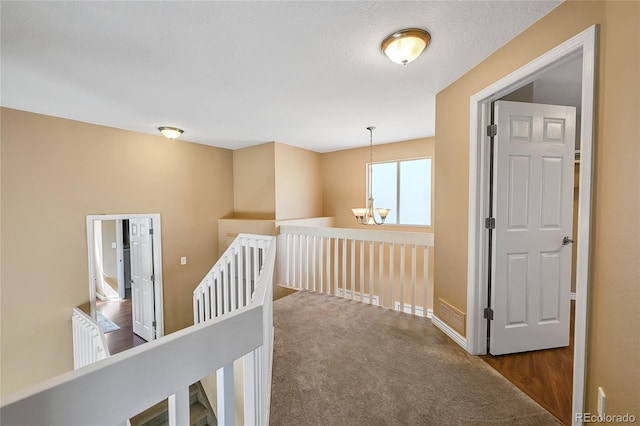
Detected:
left=438, top=298, right=466, bottom=336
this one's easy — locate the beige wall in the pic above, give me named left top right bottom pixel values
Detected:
left=434, top=1, right=639, bottom=417
left=0, top=108, right=234, bottom=396
left=232, top=143, right=276, bottom=219
left=274, top=142, right=322, bottom=220
left=217, top=218, right=277, bottom=254
left=231, top=141, right=323, bottom=221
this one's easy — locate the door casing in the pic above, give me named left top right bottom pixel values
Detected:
left=466, top=26, right=596, bottom=422
left=86, top=213, right=165, bottom=339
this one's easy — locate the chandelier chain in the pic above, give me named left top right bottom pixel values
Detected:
left=368, top=126, right=374, bottom=198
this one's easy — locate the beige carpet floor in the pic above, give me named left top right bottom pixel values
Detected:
left=270, top=290, right=560, bottom=426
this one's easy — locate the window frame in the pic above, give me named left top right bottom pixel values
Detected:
left=367, top=156, right=433, bottom=227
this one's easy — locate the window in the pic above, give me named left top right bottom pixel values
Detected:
left=369, top=158, right=432, bottom=226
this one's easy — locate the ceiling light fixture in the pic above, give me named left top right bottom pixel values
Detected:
left=158, top=126, right=184, bottom=139
left=381, top=28, right=431, bottom=65
left=351, top=127, right=391, bottom=225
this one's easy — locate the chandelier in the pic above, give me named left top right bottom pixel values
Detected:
left=351, top=127, right=391, bottom=225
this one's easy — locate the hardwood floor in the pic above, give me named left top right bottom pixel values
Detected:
left=96, top=292, right=146, bottom=355
left=96, top=285, right=296, bottom=356
left=480, top=301, right=575, bottom=425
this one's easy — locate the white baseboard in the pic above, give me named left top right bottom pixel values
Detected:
left=431, top=314, right=468, bottom=351
left=336, top=289, right=380, bottom=305
left=393, top=301, right=433, bottom=318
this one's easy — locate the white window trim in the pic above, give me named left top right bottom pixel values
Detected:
left=368, top=156, right=433, bottom=227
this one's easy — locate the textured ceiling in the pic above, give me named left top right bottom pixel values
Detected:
left=1, top=1, right=561, bottom=152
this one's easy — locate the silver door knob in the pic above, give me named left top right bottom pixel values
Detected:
left=562, top=236, right=574, bottom=245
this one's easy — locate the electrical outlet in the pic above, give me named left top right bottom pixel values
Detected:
left=597, top=386, right=606, bottom=417
left=180, top=257, right=187, bottom=265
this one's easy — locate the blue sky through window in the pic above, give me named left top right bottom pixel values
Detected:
left=371, top=158, right=431, bottom=226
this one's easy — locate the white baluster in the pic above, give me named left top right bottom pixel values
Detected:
left=319, top=236, right=324, bottom=293
left=243, top=350, right=257, bottom=425
left=412, top=244, right=417, bottom=315
left=168, top=386, right=189, bottom=426
left=424, top=245, right=430, bottom=318
left=291, top=235, right=296, bottom=288
left=379, top=243, right=384, bottom=308
left=301, top=237, right=306, bottom=289
left=244, top=240, right=251, bottom=305
left=193, top=294, right=198, bottom=325
left=215, top=266, right=223, bottom=317
left=389, top=243, right=395, bottom=310
left=286, top=233, right=291, bottom=286
left=350, top=239, right=355, bottom=300
left=251, top=241, right=264, bottom=297
left=230, top=250, right=237, bottom=311
left=238, top=242, right=245, bottom=308
left=400, top=244, right=406, bottom=312
left=312, top=235, right=316, bottom=292
left=333, top=238, right=340, bottom=296
left=217, top=363, right=235, bottom=426
left=207, top=281, right=213, bottom=319
left=369, top=241, right=374, bottom=305
left=325, top=237, right=331, bottom=294
left=359, top=240, right=364, bottom=302
left=304, top=235, right=309, bottom=290
left=199, top=280, right=205, bottom=322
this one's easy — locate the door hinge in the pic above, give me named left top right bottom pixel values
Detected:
left=150, top=274, right=155, bottom=283
left=483, top=307, right=494, bottom=321
left=149, top=228, right=154, bottom=235
left=487, top=124, right=498, bottom=137
left=485, top=217, right=496, bottom=229
left=152, top=320, right=156, bottom=327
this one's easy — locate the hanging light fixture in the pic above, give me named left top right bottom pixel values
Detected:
left=381, top=28, right=431, bottom=65
left=158, top=126, right=184, bottom=139
left=351, top=127, right=391, bottom=225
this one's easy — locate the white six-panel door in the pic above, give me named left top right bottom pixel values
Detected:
left=130, top=218, right=155, bottom=342
left=490, top=100, right=576, bottom=355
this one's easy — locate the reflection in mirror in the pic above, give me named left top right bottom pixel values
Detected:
left=93, top=220, right=120, bottom=303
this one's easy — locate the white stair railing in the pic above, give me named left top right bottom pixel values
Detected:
left=193, top=233, right=275, bottom=426
left=193, top=234, right=271, bottom=323
left=71, top=308, right=110, bottom=369
left=278, top=225, right=434, bottom=317
left=1, top=234, right=276, bottom=426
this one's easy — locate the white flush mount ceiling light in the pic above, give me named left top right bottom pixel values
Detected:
left=381, top=28, right=431, bottom=65
left=158, top=126, right=184, bottom=139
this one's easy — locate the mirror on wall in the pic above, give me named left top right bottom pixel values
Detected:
left=85, top=214, right=164, bottom=349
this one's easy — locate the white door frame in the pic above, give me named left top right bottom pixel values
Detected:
left=86, top=213, right=165, bottom=339
left=466, top=25, right=596, bottom=423
left=116, top=219, right=126, bottom=300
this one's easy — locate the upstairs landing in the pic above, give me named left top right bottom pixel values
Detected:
left=270, top=291, right=560, bottom=425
